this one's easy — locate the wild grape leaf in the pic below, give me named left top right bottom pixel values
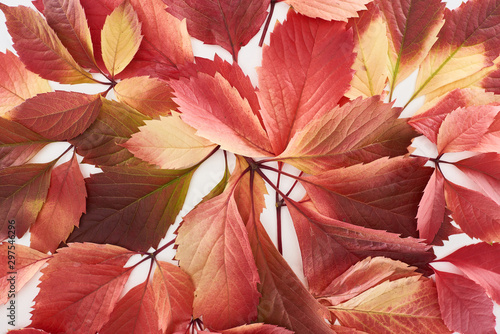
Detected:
left=330, top=326, right=368, bottom=334
left=346, top=4, right=389, bottom=98
left=183, top=55, right=262, bottom=122
left=444, top=180, right=500, bottom=243
left=475, top=110, right=500, bottom=152
left=31, top=243, right=135, bottom=334
left=277, top=97, right=417, bottom=174
left=0, top=162, right=54, bottom=239
left=170, top=70, right=273, bottom=157
left=221, top=323, right=294, bottom=334
left=414, top=0, right=500, bottom=101
left=100, top=282, right=160, bottom=334
left=70, top=99, right=150, bottom=167
left=0, top=244, right=50, bottom=305
left=454, top=153, right=500, bottom=203
left=8, top=91, right=102, bottom=141
left=0, top=50, right=51, bottom=115
left=117, top=0, right=194, bottom=79
left=247, top=218, right=334, bottom=333
left=175, top=177, right=260, bottom=330
left=114, top=76, right=176, bottom=118
left=329, top=276, right=450, bottom=333
left=287, top=201, right=433, bottom=295
left=30, top=153, right=86, bottom=253
left=101, top=0, right=143, bottom=76
left=283, top=0, right=371, bottom=21
left=409, top=88, right=500, bottom=144
left=302, top=156, right=433, bottom=237
left=378, top=0, right=445, bottom=92
left=124, top=113, right=218, bottom=170
left=416, top=169, right=446, bottom=243
left=440, top=243, right=500, bottom=305
left=317, top=257, right=420, bottom=307
left=43, top=0, right=97, bottom=70
left=436, top=105, right=500, bottom=154
left=257, top=9, right=355, bottom=155
left=152, top=261, right=194, bottom=333
left=0, top=4, right=94, bottom=84
left=67, top=166, right=195, bottom=251
left=0, top=117, right=51, bottom=168
left=164, top=0, right=270, bottom=59
left=433, top=269, right=495, bottom=334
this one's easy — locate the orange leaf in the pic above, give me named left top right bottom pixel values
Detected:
left=175, top=182, right=260, bottom=330
left=0, top=244, right=50, bottom=305
left=284, top=0, right=371, bottom=21
left=114, top=76, right=176, bottom=117
left=101, top=0, right=143, bottom=76
left=100, top=282, right=161, bottom=334
left=278, top=97, right=416, bottom=174
left=152, top=261, right=194, bottom=333
left=123, top=113, right=217, bottom=169
left=330, top=276, right=450, bottom=333
left=8, top=91, right=102, bottom=141
left=43, top=0, right=97, bottom=70
left=31, top=243, right=135, bottom=334
left=0, top=4, right=94, bottom=84
left=30, top=153, right=86, bottom=253
left=258, top=10, right=355, bottom=154
left=0, top=50, right=51, bottom=115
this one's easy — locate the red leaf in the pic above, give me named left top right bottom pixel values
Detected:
left=170, top=69, right=273, bottom=157
left=69, top=99, right=150, bottom=167
left=175, top=184, right=260, bottom=330
left=455, top=152, right=500, bottom=203
left=151, top=261, right=194, bottom=333
left=444, top=180, right=500, bottom=242
left=434, top=269, right=496, bottom=334
left=317, top=257, right=421, bottom=307
left=164, top=0, right=270, bottom=59
left=417, top=169, right=446, bottom=243
left=378, top=0, right=445, bottom=89
left=302, top=156, right=433, bottom=237
left=409, top=88, right=500, bottom=144
left=0, top=117, right=50, bottom=168
left=0, top=244, right=50, bottom=305
left=441, top=243, right=500, bottom=305
left=100, top=282, right=161, bottom=334
left=67, top=166, right=195, bottom=252
left=8, top=91, right=102, bottom=141
left=287, top=201, right=433, bottom=294
left=437, top=105, right=500, bottom=154
left=117, top=0, right=193, bottom=79
left=30, top=153, right=86, bottom=253
left=278, top=97, right=416, bottom=174
left=258, top=10, right=354, bottom=154
left=283, top=0, right=371, bottom=21
left=43, top=0, right=97, bottom=70
left=0, top=50, right=51, bottom=115
left=330, top=275, right=450, bottom=333
left=0, top=4, right=94, bottom=84
left=247, top=218, right=334, bottom=333
left=31, top=243, right=135, bottom=334
left=0, top=162, right=53, bottom=239
left=221, top=323, right=294, bottom=334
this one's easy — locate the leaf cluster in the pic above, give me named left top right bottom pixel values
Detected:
left=1, top=0, right=500, bottom=333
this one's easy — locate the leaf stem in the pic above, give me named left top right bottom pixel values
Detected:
left=152, top=238, right=177, bottom=257
left=259, top=0, right=276, bottom=47
left=276, top=161, right=283, bottom=254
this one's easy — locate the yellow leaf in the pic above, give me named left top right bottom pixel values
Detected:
left=101, top=0, right=143, bottom=76
left=123, top=113, right=218, bottom=170
left=346, top=10, right=389, bottom=99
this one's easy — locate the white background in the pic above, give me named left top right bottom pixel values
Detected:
left=1, top=0, right=499, bottom=332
